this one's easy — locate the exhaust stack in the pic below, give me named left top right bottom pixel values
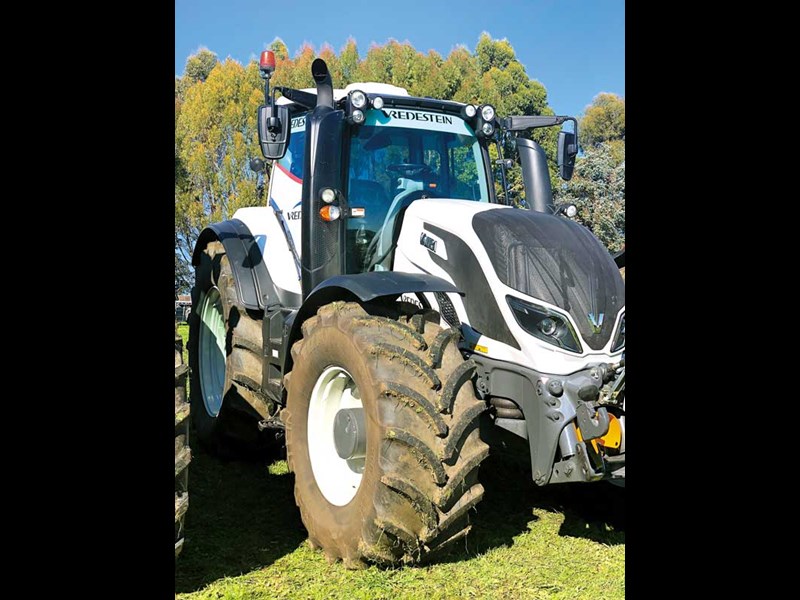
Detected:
left=516, top=137, right=553, bottom=214
left=311, top=58, right=334, bottom=109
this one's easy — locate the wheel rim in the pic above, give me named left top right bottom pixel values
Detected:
left=308, top=366, right=365, bottom=506
left=197, top=287, right=226, bottom=417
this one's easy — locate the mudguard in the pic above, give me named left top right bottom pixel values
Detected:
left=282, top=271, right=462, bottom=373
left=192, top=219, right=283, bottom=311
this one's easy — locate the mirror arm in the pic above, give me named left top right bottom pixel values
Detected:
left=260, top=69, right=272, bottom=107
left=494, top=137, right=511, bottom=205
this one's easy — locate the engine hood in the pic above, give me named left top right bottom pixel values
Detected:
left=471, top=208, right=624, bottom=350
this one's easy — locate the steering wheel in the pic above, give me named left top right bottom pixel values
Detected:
left=364, top=188, right=439, bottom=271
left=386, top=163, right=433, bottom=178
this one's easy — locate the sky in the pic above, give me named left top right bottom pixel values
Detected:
left=175, top=0, right=624, bottom=119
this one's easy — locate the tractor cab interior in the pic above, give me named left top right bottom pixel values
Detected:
left=345, top=122, right=488, bottom=273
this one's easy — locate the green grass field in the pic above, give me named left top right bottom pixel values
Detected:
left=175, top=324, right=624, bottom=599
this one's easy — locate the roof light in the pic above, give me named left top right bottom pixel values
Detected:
left=481, top=105, right=495, bottom=121
left=465, top=105, right=477, bottom=118
left=259, top=50, right=276, bottom=73
left=351, top=109, right=365, bottom=124
left=372, top=96, right=384, bottom=109
left=350, top=90, right=367, bottom=109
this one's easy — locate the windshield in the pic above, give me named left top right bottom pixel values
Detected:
left=346, top=108, right=489, bottom=273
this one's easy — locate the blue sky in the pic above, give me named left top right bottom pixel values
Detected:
left=175, top=0, right=624, bottom=119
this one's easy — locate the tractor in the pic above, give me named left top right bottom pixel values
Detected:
left=187, top=51, right=625, bottom=567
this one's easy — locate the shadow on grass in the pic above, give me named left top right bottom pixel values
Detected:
left=435, top=428, right=625, bottom=563
left=174, top=438, right=306, bottom=594
left=176, top=423, right=624, bottom=590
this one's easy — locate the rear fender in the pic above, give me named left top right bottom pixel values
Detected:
left=192, top=219, right=284, bottom=311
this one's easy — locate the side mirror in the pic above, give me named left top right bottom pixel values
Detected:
left=258, top=104, right=291, bottom=160
left=557, top=130, right=578, bottom=181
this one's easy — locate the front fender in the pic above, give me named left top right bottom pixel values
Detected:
left=282, top=271, right=462, bottom=373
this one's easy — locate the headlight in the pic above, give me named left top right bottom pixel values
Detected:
left=481, top=105, right=495, bottom=121
left=611, top=313, right=625, bottom=352
left=351, top=109, right=365, bottom=124
left=507, top=296, right=582, bottom=353
left=320, top=188, right=336, bottom=203
left=481, top=122, right=494, bottom=136
left=350, top=90, right=367, bottom=109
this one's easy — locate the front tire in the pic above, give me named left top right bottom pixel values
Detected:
left=285, top=302, right=489, bottom=567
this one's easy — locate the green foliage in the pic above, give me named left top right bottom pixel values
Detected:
left=174, top=58, right=265, bottom=290
left=554, top=143, right=625, bottom=252
left=184, top=48, right=219, bottom=83
left=176, top=48, right=219, bottom=102
left=339, top=38, right=360, bottom=85
left=580, top=92, right=625, bottom=147
left=269, top=38, right=289, bottom=62
left=475, top=32, right=516, bottom=73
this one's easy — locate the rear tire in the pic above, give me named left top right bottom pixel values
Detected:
left=285, top=301, right=489, bottom=567
left=188, top=241, right=273, bottom=457
left=175, top=324, right=190, bottom=558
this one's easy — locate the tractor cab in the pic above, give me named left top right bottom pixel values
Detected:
left=270, top=85, right=493, bottom=276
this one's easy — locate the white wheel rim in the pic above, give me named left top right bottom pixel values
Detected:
left=197, top=287, right=226, bottom=417
left=308, top=366, right=365, bottom=506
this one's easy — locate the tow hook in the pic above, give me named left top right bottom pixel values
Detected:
left=576, top=403, right=610, bottom=441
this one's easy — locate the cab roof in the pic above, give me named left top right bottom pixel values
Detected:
left=276, top=82, right=410, bottom=105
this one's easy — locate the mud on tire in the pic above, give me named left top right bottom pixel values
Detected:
left=175, top=325, right=190, bottom=558
left=188, top=241, right=273, bottom=457
left=285, top=301, right=489, bottom=567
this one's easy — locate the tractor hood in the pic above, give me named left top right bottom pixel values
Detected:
left=394, top=199, right=624, bottom=357
left=471, top=208, right=624, bottom=351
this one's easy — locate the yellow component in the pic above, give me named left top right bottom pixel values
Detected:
left=597, top=414, right=622, bottom=449
left=575, top=413, right=622, bottom=453
left=473, top=344, right=488, bottom=354
left=575, top=424, right=599, bottom=453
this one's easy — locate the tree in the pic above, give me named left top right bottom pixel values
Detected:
left=553, top=143, right=625, bottom=252
left=269, top=37, right=289, bottom=62
left=475, top=32, right=515, bottom=73
left=175, top=58, right=264, bottom=288
left=339, top=38, right=360, bottom=85
left=184, top=48, right=219, bottom=82
left=580, top=92, right=625, bottom=147
left=176, top=48, right=219, bottom=101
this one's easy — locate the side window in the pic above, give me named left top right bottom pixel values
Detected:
left=449, top=136, right=482, bottom=200
left=277, top=113, right=307, bottom=180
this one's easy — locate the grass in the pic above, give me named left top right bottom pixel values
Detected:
left=175, top=323, right=624, bottom=599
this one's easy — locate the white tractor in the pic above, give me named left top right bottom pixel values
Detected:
left=188, top=52, right=625, bottom=567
